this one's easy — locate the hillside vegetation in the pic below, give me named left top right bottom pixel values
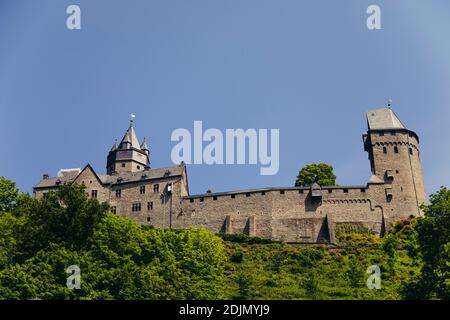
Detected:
left=0, top=177, right=448, bottom=299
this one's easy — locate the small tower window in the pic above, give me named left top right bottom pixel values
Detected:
left=383, top=147, right=387, bottom=154
left=91, top=190, right=98, bottom=199
left=409, top=148, right=413, bottom=155
left=147, top=201, right=153, bottom=210
left=140, top=185, right=146, bottom=194
left=137, top=165, right=141, bottom=170
left=132, top=203, right=141, bottom=212
left=122, top=163, right=126, bottom=167
left=153, top=184, right=159, bottom=193
left=394, top=146, right=399, bottom=154
left=116, top=190, right=121, bottom=198
left=111, top=206, right=116, bottom=214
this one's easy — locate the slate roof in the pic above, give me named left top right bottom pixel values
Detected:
left=34, top=171, right=79, bottom=188
left=140, top=138, right=149, bottom=151
left=367, top=108, right=406, bottom=130
left=121, top=125, right=141, bottom=149
left=34, top=164, right=184, bottom=189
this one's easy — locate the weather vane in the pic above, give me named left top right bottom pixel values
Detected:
left=387, top=98, right=392, bottom=108
left=130, top=113, right=136, bottom=125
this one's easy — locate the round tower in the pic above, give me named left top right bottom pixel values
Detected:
left=363, top=107, right=427, bottom=217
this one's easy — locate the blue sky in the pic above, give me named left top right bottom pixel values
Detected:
left=0, top=0, right=449, bottom=196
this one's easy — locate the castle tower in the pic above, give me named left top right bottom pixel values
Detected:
left=363, top=107, right=427, bottom=217
left=106, top=120, right=150, bottom=174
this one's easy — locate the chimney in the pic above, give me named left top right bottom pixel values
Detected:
left=43, top=174, right=49, bottom=180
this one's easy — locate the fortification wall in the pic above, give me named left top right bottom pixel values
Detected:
left=177, top=185, right=388, bottom=243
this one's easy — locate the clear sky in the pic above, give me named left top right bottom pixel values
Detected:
left=0, top=0, right=449, bottom=196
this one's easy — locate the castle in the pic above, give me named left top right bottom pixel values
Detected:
left=33, top=107, right=427, bottom=243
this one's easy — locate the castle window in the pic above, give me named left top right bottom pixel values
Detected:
left=390, top=131, right=396, bottom=136
left=231, top=194, right=235, bottom=199
left=153, top=184, right=159, bottom=193
left=383, top=147, right=387, bottom=154
left=328, top=189, right=332, bottom=193
left=213, top=196, right=218, bottom=200
left=409, top=148, right=413, bottom=155
left=147, top=216, right=151, bottom=222
left=343, top=189, right=349, bottom=193
left=246, top=193, right=251, bottom=197
left=396, top=170, right=399, bottom=174
left=280, top=190, right=285, bottom=195
left=111, top=206, right=116, bottom=214
left=200, top=197, right=204, bottom=202
left=132, top=203, right=141, bottom=212
left=190, top=198, right=194, bottom=203
left=147, top=201, right=153, bottom=210
left=394, top=146, right=399, bottom=153
left=140, top=185, right=146, bottom=194
left=122, top=163, right=126, bottom=167
left=261, top=191, right=266, bottom=196
left=91, top=190, right=98, bottom=199
left=360, top=188, right=366, bottom=193
left=379, top=132, right=384, bottom=136
left=299, top=189, right=304, bottom=194
left=116, top=190, right=121, bottom=198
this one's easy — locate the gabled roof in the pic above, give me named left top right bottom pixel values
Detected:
left=367, top=108, right=406, bottom=130
left=34, top=164, right=185, bottom=189
left=120, top=125, right=140, bottom=149
left=74, top=164, right=104, bottom=186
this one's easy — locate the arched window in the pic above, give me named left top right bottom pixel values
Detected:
left=409, top=148, right=413, bottom=155
left=383, top=147, right=387, bottom=154
left=394, top=146, right=399, bottom=154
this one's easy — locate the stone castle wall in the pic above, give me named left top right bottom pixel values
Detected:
left=33, top=109, right=427, bottom=243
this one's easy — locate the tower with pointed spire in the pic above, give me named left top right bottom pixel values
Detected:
left=106, top=120, right=150, bottom=174
left=363, top=107, right=427, bottom=219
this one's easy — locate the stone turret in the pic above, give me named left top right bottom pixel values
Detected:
left=363, top=107, right=426, bottom=217
left=106, top=120, right=150, bottom=174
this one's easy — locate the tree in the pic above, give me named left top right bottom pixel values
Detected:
left=295, top=163, right=336, bottom=187
left=0, top=181, right=227, bottom=300
left=402, top=187, right=450, bottom=299
left=0, top=176, right=19, bottom=213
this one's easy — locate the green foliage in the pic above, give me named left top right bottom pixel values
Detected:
left=335, top=224, right=380, bottom=245
left=402, top=187, right=450, bottom=299
left=0, top=179, right=226, bottom=300
left=0, top=177, right=448, bottom=300
left=295, top=163, right=337, bottom=187
left=219, top=233, right=277, bottom=245
left=0, top=176, right=19, bottom=213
